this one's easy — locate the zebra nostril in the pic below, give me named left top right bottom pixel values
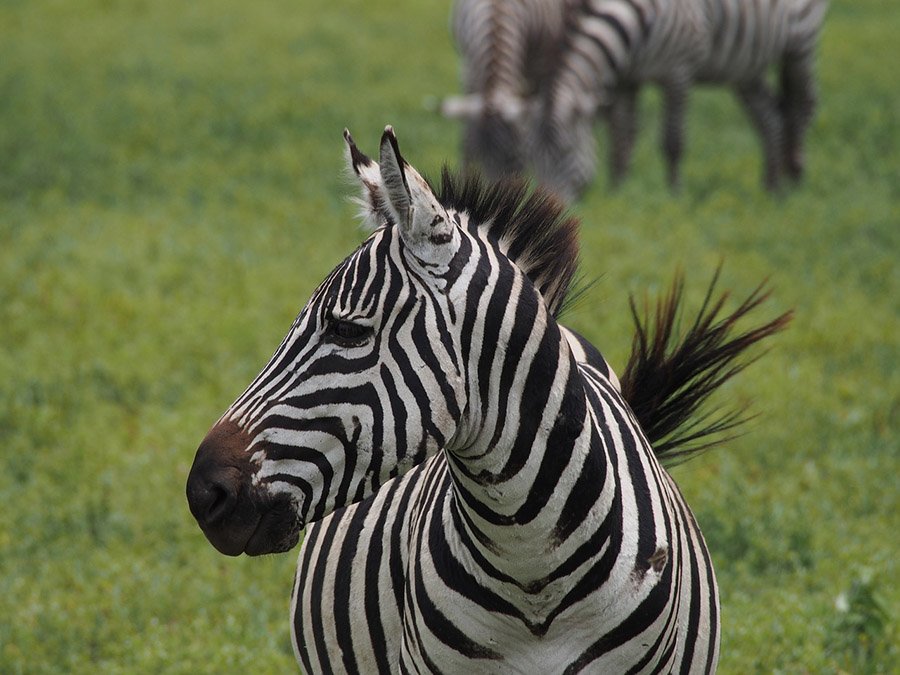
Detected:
left=204, top=480, right=233, bottom=525
left=187, top=464, right=242, bottom=528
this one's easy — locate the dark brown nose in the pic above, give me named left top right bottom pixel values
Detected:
left=186, top=420, right=260, bottom=556
left=186, top=461, right=241, bottom=529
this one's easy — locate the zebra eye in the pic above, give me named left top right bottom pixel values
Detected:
left=328, top=319, right=371, bottom=344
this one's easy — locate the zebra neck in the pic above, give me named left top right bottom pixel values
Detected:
left=446, top=327, right=618, bottom=587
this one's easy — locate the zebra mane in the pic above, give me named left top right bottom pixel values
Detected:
left=435, top=167, right=579, bottom=317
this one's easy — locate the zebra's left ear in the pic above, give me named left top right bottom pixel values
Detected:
left=377, top=126, right=459, bottom=265
left=344, top=128, right=393, bottom=230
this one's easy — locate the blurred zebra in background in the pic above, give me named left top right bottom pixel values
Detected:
left=532, top=0, right=828, bottom=200
left=187, top=127, right=791, bottom=672
left=441, top=0, right=577, bottom=179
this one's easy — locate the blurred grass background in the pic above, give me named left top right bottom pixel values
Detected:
left=0, top=0, right=896, bottom=672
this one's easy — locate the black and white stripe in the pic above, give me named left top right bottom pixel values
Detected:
left=443, top=0, right=577, bottom=179
left=531, top=0, right=828, bottom=199
left=187, top=127, right=790, bottom=672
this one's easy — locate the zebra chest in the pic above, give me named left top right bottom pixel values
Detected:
left=398, top=485, right=674, bottom=671
left=294, top=441, right=687, bottom=673
left=399, top=552, right=671, bottom=674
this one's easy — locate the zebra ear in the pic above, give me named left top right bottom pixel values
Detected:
left=344, top=128, right=393, bottom=230
left=377, top=126, right=459, bottom=263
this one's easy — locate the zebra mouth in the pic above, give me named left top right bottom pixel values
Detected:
left=242, top=498, right=302, bottom=556
left=195, top=493, right=300, bottom=557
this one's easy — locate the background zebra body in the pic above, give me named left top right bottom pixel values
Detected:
left=533, top=0, right=828, bottom=199
left=187, top=128, right=788, bottom=672
left=446, top=0, right=576, bottom=178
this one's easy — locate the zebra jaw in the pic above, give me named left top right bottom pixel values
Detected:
left=186, top=420, right=301, bottom=556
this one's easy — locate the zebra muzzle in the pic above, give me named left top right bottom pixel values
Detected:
left=186, top=420, right=268, bottom=556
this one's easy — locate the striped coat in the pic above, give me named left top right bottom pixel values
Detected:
left=187, top=127, right=790, bottom=672
left=445, top=0, right=577, bottom=178
left=532, top=0, right=828, bottom=199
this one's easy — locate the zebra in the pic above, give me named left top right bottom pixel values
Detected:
left=186, top=126, right=791, bottom=672
left=440, top=0, right=577, bottom=179
left=531, top=0, right=829, bottom=200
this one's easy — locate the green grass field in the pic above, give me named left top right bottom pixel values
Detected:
left=1, top=0, right=897, bottom=672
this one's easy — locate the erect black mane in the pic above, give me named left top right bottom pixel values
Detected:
left=432, top=169, right=792, bottom=466
left=435, top=168, right=579, bottom=317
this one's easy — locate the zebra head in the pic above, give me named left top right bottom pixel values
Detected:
left=186, top=127, right=468, bottom=556
left=440, top=92, right=537, bottom=179
left=531, top=92, right=599, bottom=202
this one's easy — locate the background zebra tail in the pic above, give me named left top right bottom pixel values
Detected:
left=619, top=267, right=793, bottom=466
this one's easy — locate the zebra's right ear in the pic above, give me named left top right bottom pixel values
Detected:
left=344, top=128, right=393, bottom=230
left=378, top=126, right=459, bottom=267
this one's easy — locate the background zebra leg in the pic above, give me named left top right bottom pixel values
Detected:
left=735, top=78, right=785, bottom=191
left=660, top=77, right=689, bottom=191
left=780, top=51, right=818, bottom=181
left=608, top=84, right=639, bottom=188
